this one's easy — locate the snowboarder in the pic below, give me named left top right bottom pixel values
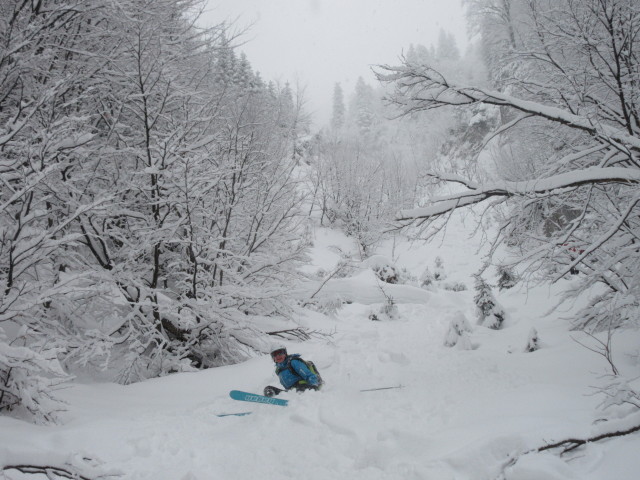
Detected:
left=263, top=346, right=322, bottom=397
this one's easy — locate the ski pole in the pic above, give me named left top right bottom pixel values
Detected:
left=359, top=385, right=403, bottom=392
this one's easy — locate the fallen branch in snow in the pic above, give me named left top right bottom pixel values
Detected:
left=266, top=327, right=333, bottom=341
left=497, top=423, right=640, bottom=478
left=2, top=463, right=121, bottom=479
left=538, top=423, right=640, bottom=455
left=2, top=465, right=92, bottom=479
left=266, top=327, right=313, bottom=340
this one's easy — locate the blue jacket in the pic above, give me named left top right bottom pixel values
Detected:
left=275, top=354, right=320, bottom=389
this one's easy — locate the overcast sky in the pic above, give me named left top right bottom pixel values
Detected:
left=202, top=0, right=468, bottom=126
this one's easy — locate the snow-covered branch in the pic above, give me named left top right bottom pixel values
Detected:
left=398, top=167, right=640, bottom=221
left=377, top=63, right=640, bottom=152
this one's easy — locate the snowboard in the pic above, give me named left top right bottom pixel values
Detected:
left=229, top=390, right=289, bottom=406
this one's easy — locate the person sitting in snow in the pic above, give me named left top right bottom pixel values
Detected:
left=263, top=345, right=322, bottom=397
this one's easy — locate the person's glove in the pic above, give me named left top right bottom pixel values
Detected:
left=264, top=386, right=278, bottom=397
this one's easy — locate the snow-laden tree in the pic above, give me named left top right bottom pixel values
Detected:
left=464, top=0, right=521, bottom=88
left=433, top=256, right=447, bottom=282
left=66, top=0, right=311, bottom=382
left=1, top=0, right=311, bottom=415
left=331, top=83, right=346, bottom=133
left=378, top=0, right=640, bottom=331
left=0, top=330, right=68, bottom=424
left=351, top=77, right=376, bottom=137
left=47, top=0, right=238, bottom=381
left=308, top=34, right=482, bottom=258
left=524, top=327, right=540, bottom=352
left=436, top=29, right=461, bottom=62
left=307, top=78, right=420, bottom=257
left=474, top=275, right=506, bottom=329
left=419, top=267, right=435, bottom=288
left=0, top=0, right=118, bottom=421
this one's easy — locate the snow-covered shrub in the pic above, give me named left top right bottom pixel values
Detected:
left=443, top=282, right=467, bottom=292
left=0, top=331, right=69, bottom=424
left=443, top=312, right=473, bottom=349
left=419, top=258, right=448, bottom=287
left=374, top=264, right=399, bottom=284
left=397, top=267, right=418, bottom=286
left=364, top=255, right=400, bottom=284
left=474, top=274, right=506, bottom=329
left=433, top=256, right=447, bottom=281
left=497, top=265, right=518, bottom=290
left=380, top=297, right=399, bottom=320
left=419, top=267, right=435, bottom=287
left=368, top=297, right=399, bottom=321
left=524, top=327, right=540, bottom=352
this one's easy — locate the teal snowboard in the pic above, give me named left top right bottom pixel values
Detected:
left=229, top=390, right=288, bottom=406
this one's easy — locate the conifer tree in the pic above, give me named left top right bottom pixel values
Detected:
left=524, top=327, right=540, bottom=352
left=434, top=256, right=447, bottom=282
left=436, top=29, right=460, bottom=61
left=352, top=77, right=375, bottom=136
left=474, top=275, right=506, bottom=329
left=331, top=82, right=345, bottom=132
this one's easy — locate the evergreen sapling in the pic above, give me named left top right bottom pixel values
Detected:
left=525, top=327, right=540, bottom=352
left=433, top=256, right=447, bottom=282
left=419, top=267, right=435, bottom=288
left=474, top=275, right=506, bottom=329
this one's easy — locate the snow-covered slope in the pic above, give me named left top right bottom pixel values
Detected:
left=2, top=218, right=639, bottom=480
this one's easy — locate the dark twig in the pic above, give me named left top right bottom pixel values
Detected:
left=571, top=329, right=618, bottom=376
left=497, top=423, right=640, bottom=478
left=538, top=423, right=640, bottom=454
left=303, top=260, right=351, bottom=306
left=2, top=462, right=121, bottom=479
left=266, top=327, right=334, bottom=341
